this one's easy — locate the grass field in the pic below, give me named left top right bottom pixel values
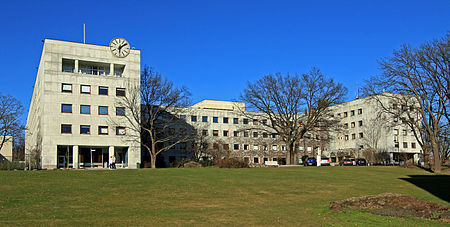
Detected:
left=0, top=166, right=448, bottom=226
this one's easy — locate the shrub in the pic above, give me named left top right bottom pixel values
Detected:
left=214, top=158, right=249, bottom=168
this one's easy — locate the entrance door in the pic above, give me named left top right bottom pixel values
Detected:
left=58, top=155, right=66, bottom=168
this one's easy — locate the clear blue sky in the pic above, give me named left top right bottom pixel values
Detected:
left=1, top=0, right=449, bottom=123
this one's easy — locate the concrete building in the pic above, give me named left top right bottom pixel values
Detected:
left=26, top=38, right=141, bottom=169
left=0, top=136, right=13, bottom=162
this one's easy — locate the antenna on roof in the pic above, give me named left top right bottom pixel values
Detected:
left=83, top=24, right=86, bottom=44
left=356, top=82, right=359, bottom=99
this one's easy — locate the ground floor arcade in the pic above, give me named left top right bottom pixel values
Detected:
left=56, top=145, right=129, bottom=169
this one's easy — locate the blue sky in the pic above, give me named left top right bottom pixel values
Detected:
left=1, top=0, right=449, bottom=123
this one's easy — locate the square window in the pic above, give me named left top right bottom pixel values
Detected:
left=202, top=116, right=208, bottom=122
left=213, top=130, right=219, bottom=136
left=98, top=106, right=108, bottom=115
left=180, top=115, right=186, bottom=120
left=223, top=130, right=229, bottom=137
left=351, top=110, right=355, bottom=116
left=253, top=132, right=258, bottom=137
left=272, top=145, right=277, bottom=150
left=244, top=131, right=249, bottom=137
left=61, top=124, right=72, bottom=134
left=80, top=125, right=90, bottom=134
left=271, top=133, right=276, bottom=138
left=243, top=144, right=249, bottom=150
left=116, top=127, right=126, bottom=135
left=263, top=132, right=268, bottom=138
left=99, top=86, right=108, bottom=95
left=253, top=145, right=259, bottom=150
left=359, top=132, right=364, bottom=138
left=233, top=118, right=238, bottom=124
left=61, top=104, right=72, bottom=113
left=403, top=142, right=408, bottom=148
left=358, top=108, right=362, bottom=114
left=233, top=131, right=239, bottom=137
left=213, top=117, right=218, bottom=123
left=254, top=157, right=259, bottom=163
left=345, top=135, right=349, bottom=140
left=223, top=117, right=229, bottom=123
left=191, top=116, right=197, bottom=122
left=352, top=134, right=356, bottom=139
left=62, top=83, right=72, bottom=93
left=351, top=122, right=355, bottom=128
left=116, top=107, right=125, bottom=116
left=262, top=119, right=267, bottom=125
left=253, top=119, right=258, bottom=125
left=202, top=130, right=208, bottom=136
left=116, top=88, right=126, bottom=96
left=412, top=142, right=416, bottom=148
left=98, top=126, right=108, bottom=135
left=344, top=112, right=348, bottom=117
left=243, top=119, right=249, bottom=124
left=80, top=105, right=90, bottom=114
left=358, top=121, right=363, bottom=127
left=233, top=144, right=239, bottom=150
left=80, top=85, right=91, bottom=94
left=402, top=129, right=407, bottom=136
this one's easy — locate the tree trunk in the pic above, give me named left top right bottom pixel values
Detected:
left=150, top=153, right=156, bottom=168
left=287, top=143, right=297, bottom=165
left=432, top=140, right=441, bottom=173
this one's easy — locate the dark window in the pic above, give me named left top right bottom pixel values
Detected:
left=358, top=121, right=363, bottom=126
left=98, top=106, right=108, bottom=115
left=243, top=119, right=249, bottom=124
left=263, top=132, right=268, bottom=138
left=351, top=110, right=355, bottom=116
left=244, top=131, right=249, bottom=137
left=412, top=142, right=416, bottom=148
left=80, top=85, right=91, bottom=94
left=253, top=119, right=258, bottom=125
left=213, top=130, right=219, bottom=136
left=98, top=126, right=108, bottom=135
left=213, top=117, right=218, bottom=123
left=116, top=88, right=126, bottom=96
left=223, top=117, right=229, bottom=123
left=358, top=108, right=362, bottom=114
left=344, top=112, right=348, bottom=117
left=61, top=124, right=72, bottom=134
left=359, top=132, right=363, bottom=138
left=202, top=130, right=208, bottom=136
left=62, top=83, right=72, bottom=93
left=180, top=115, right=186, bottom=120
left=271, top=133, right=276, bottom=138
left=253, top=132, right=258, bottom=137
left=243, top=144, right=249, bottom=150
left=99, top=86, right=108, bottom=95
left=116, top=107, right=125, bottom=116
left=116, top=127, right=126, bottom=135
left=254, top=157, right=259, bottom=163
left=233, top=118, right=238, bottom=124
left=234, top=144, right=239, bottom=150
left=80, top=125, right=90, bottom=134
left=233, top=131, right=239, bottom=137
left=202, top=116, right=208, bottom=122
left=191, top=116, right=197, bottom=122
left=223, top=130, right=228, bottom=137
left=61, top=104, right=72, bottom=113
left=403, top=142, right=408, bottom=148
left=80, top=105, right=90, bottom=114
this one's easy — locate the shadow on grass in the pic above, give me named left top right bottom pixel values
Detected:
left=399, top=175, right=450, bottom=203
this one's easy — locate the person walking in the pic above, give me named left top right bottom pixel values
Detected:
left=111, top=155, right=116, bottom=169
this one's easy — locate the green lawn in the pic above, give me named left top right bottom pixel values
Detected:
left=0, top=166, right=448, bottom=226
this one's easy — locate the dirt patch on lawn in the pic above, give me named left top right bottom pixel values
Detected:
left=330, top=193, right=450, bottom=223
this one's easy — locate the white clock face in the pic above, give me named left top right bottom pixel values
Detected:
left=110, top=38, right=130, bottom=58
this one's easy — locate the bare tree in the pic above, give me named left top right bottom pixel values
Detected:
left=115, top=66, right=192, bottom=168
left=0, top=94, right=24, bottom=154
left=364, top=33, right=449, bottom=172
left=241, top=68, right=347, bottom=164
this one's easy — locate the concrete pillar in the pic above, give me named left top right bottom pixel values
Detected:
left=109, top=146, right=114, bottom=167
left=110, top=63, right=114, bottom=76
left=73, top=145, right=79, bottom=169
left=74, top=59, right=79, bottom=73
left=317, top=147, right=322, bottom=166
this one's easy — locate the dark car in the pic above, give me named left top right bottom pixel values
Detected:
left=304, top=157, right=317, bottom=166
left=340, top=158, right=355, bottom=166
left=355, top=158, right=367, bottom=166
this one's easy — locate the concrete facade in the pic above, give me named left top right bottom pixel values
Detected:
left=0, top=136, right=13, bottom=162
left=26, top=39, right=141, bottom=169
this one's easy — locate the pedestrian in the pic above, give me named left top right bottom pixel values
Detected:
left=112, top=155, right=116, bottom=169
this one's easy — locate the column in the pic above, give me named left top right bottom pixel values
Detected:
left=109, top=146, right=114, bottom=168
left=74, top=59, right=79, bottom=73
left=73, top=145, right=79, bottom=169
left=316, top=147, right=322, bottom=166
left=110, top=63, right=114, bottom=76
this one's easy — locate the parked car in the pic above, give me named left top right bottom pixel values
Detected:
left=355, top=158, right=367, bottom=166
left=304, top=157, right=317, bottom=166
left=340, top=158, right=355, bottom=166
left=319, top=156, right=331, bottom=166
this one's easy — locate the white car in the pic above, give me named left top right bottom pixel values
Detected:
left=319, top=156, right=331, bottom=166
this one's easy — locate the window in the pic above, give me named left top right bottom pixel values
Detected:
left=281, top=145, right=286, bottom=151
left=359, top=132, right=364, bottom=138
left=223, top=117, right=229, bottom=124
left=263, top=158, right=268, bottom=163
left=253, top=132, right=258, bottom=137
left=272, top=158, right=277, bottom=162
left=253, top=119, right=258, bottom=125
left=351, top=110, right=355, bottom=116
left=345, top=135, right=349, bottom=140
left=395, top=142, right=399, bottom=148
left=402, top=129, right=407, bottom=136
left=202, top=130, right=208, bottom=136
left=61, top=124, right=72, bottom=134
left=263, top=132, right=268, bottom=138
left=233, top=131, right=239, bottom=137
left=344, top=123, right=348, bottom=128
left=98, top=106, right=108, bottom=115
left=272, top=145, right=277, bottom=150
left=403, top=142, right=408, bottom=148
left=358, top=108, right=362, bottom=114
left=116, top=107, right=125, bottom=116
left=243, top=131, right=249, bottom=137
left=223, top=130, right=229, bottom=137
left=352, top=134, right=356, bottom=140
left=99, top=86, right=108, bottom=95
left=116, top=127, right=126, bottom=135
left=61, top=104, right=72, bottom=113
left=233, top=118, right=239, bottom=124
left=202, top=116, right=208, bottom=122
left=351, top=122, right=355, bottom=128
left=394, top=117, right=398, bottom=122
left=62, top=58, right=75, bottom=72
left=234, top=144, right=239, bottom=150
left=62, top=83, right=72, bottom=93
left=299, top=146, right=303, bottom=151
left=271, top=133, right=276, bottom=138
left=80, top=105, right=90, bottom=114
left=337, top=113, right=341, bottom=117
left=80, top=85, right=91, bottom=94
left=344, top=112, right=348, bottom=117
left=98, top=126, right=108, bottom=135
left=394, top=129, right=399, bottom=135
left=80, top=125, right=90, bottom=134
left=243, top=119, right=249, bottom=124
left=213, top=130, right=219, bottom=136
left=191, top=116, right=197, bottom=122
left=262, top=119, right=267, bottom=125
left=243, top=144, right=249, bottom=150
left=412, top=142, right=416, bottom=148
left=393, top=104, right=397, bottom=109
left=254, top=157, right=259, bottom=163
left=180, top=115, right=186, bottom=120
left=358, top=121, right=363, bottom=127
left=263, top=145, right=268, bottom=151
left=213, top=117, right=218, bottom=123
left=116, top=88, right=126, bottom=96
